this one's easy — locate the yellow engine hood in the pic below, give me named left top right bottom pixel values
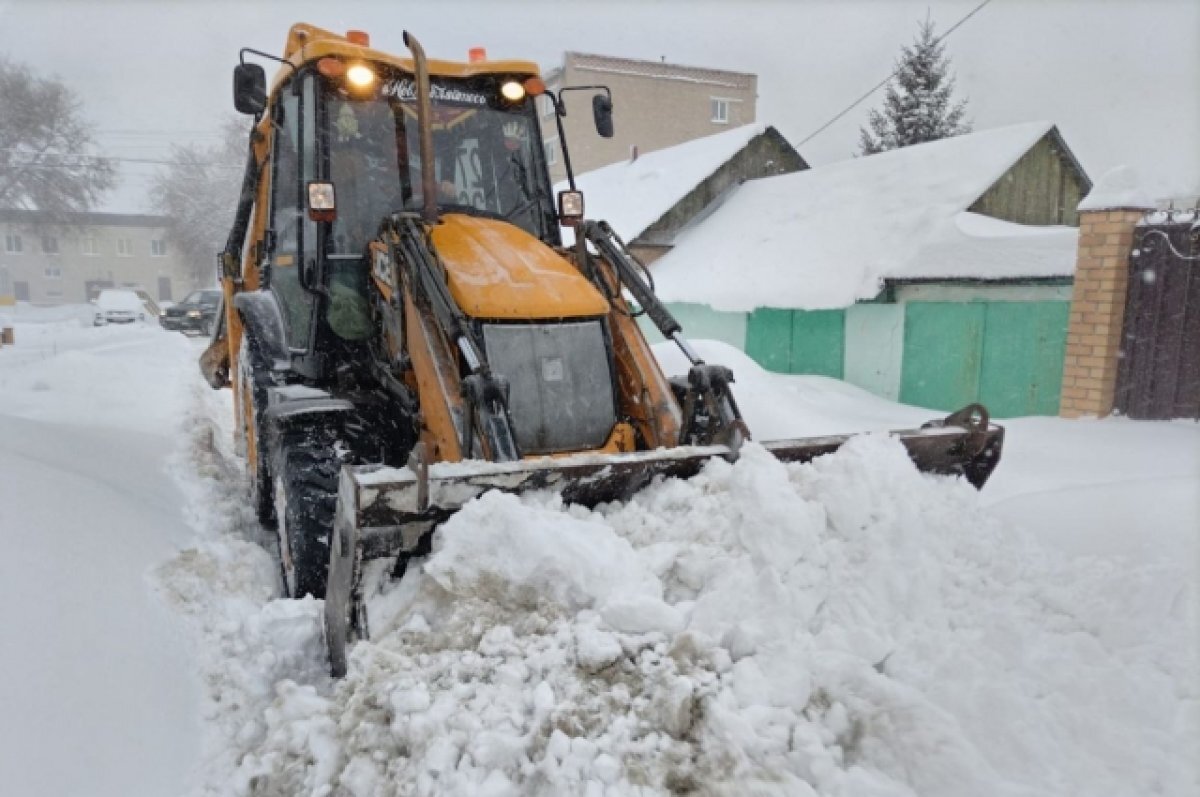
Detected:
left=431, top=215, right=609, bottom=320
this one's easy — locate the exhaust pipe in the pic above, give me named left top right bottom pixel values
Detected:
left=402, top=31, right=438, bottom=224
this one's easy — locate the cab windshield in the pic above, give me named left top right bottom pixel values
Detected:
left=326, top=75, right=555, bottom=255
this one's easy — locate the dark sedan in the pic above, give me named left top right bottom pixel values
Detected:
left=160, top=289, right=222, bottom=335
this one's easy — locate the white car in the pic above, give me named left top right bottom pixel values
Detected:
left=93, top=289, right=149, bottom=326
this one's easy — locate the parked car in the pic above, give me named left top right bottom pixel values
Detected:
left=159, top=288, right=222, bottom=335
left=93, top=289, right=151, bottom=326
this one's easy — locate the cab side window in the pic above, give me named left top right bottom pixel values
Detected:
left=269, top=80, right=315, bottom=348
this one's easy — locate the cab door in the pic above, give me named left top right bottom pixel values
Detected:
left=267, top=75, right=319, bottom=352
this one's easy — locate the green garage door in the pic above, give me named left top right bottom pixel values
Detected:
left=746, top=308, right=845, bottom=377
left=978, top=302, right=1069, bottom=417
left=901, top=301, right=1069, bottom=417
left=900, top=303, right=985, bottom=411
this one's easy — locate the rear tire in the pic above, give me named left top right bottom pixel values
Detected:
left=273, top=428, right=340, bottom=599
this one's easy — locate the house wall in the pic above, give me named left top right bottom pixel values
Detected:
left=541, top=53, right=757, bottom=183
left=969, top=132, right=1089, bottom=227
left=0, top=215, right=199, bottom=304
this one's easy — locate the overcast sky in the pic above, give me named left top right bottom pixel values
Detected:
left=1, top=0, right=1196, bottom=213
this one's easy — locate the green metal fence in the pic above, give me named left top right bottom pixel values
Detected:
left=745, top=308, right=845, bottom=378
left=900, top=301, right=1069, bottom=416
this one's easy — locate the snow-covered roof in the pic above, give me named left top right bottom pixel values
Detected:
left=653, top=121, right=1081, bottom=311
left=1078, top=165, right=1155, bottom=212
left=561, top=123, right=772, bottom=242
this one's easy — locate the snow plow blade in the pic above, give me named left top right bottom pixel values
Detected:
left=325, top=404, right=1002, bottom=675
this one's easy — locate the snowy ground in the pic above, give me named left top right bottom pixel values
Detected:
left=1, top=307, right=1196, bottom=796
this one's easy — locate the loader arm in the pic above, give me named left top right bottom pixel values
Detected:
left=380, top=214, right=522, bottom=464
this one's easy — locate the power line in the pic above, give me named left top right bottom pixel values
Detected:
left=795, top=0, right=995, bottom=148
left=0, top=151, right=239, bottom=169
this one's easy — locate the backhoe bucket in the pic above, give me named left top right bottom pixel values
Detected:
left=324, top=404, right=1002, bottom=675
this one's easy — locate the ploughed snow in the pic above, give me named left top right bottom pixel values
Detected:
left=2, top=311, right=1196, bottom=796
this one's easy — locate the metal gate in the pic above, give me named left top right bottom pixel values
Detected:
left=1114, top=212, right=1200, bottom=419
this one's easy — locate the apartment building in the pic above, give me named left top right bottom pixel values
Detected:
left=540, top=52, right=758, bottom=183
left=0, top=209, right=200, bottom=305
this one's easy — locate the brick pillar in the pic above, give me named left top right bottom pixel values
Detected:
left=1060, top=208, right=1149, bottom=418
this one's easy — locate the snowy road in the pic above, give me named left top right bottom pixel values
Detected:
left=1, top=312, right=1196, bottom=796
left=0, top=319, right=201, bottom=796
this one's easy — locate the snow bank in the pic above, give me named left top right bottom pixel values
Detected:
left=230, top=435, right=1195, bottom=796
left=651, top=122, right=1079, bottom=311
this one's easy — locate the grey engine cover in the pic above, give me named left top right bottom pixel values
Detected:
left=482, top=320, right=616, bottom=454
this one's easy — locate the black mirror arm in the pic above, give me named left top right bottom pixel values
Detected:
left=546, top=90, right=578, bottom=192
left=239, top=47, right=296, bottom=75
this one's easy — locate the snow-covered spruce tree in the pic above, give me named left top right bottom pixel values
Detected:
left=858, top=18, right=971, bottom=155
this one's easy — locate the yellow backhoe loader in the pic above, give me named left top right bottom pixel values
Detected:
left=201, top=24, right=1004, bottom=676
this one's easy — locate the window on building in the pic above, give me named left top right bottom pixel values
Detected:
left=44, top=266, right=63, bottom=279
left=544, top=137, right=559, bottom=166
left=150, top=239, right=167, bottom=257
left=710, top=98, right=730, bottom=124
left=42, top=235, right=59, bottom=254
left=81, top=237, right=99, bottom=256
left=4, top=233, right=22, bottom=254
left=116, top=237, right=133, bottom=256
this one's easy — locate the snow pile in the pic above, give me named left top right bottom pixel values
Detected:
left=651, top=121, right=1079, bottom=311
left=230, top=436, right=1196, bottom=796
left=149, top=365, right=336, bottom=796
left=1077, top=165, right=1155, bottom=212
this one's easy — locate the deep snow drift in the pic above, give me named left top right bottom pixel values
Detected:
left=2, top=313, right=1196, bottom=796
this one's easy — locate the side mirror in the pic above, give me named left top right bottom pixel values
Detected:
left=592, top=94, right=614, bottom=138
left=233, top=63, right=267, bottom=115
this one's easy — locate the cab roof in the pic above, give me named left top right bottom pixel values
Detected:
left=274, top=23, right=541, bottom=89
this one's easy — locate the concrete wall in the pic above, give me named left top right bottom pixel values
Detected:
left=541, top=53, right=757, bottom=183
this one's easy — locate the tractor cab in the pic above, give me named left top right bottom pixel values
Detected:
left=222, top=25, right=613, bottom=371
